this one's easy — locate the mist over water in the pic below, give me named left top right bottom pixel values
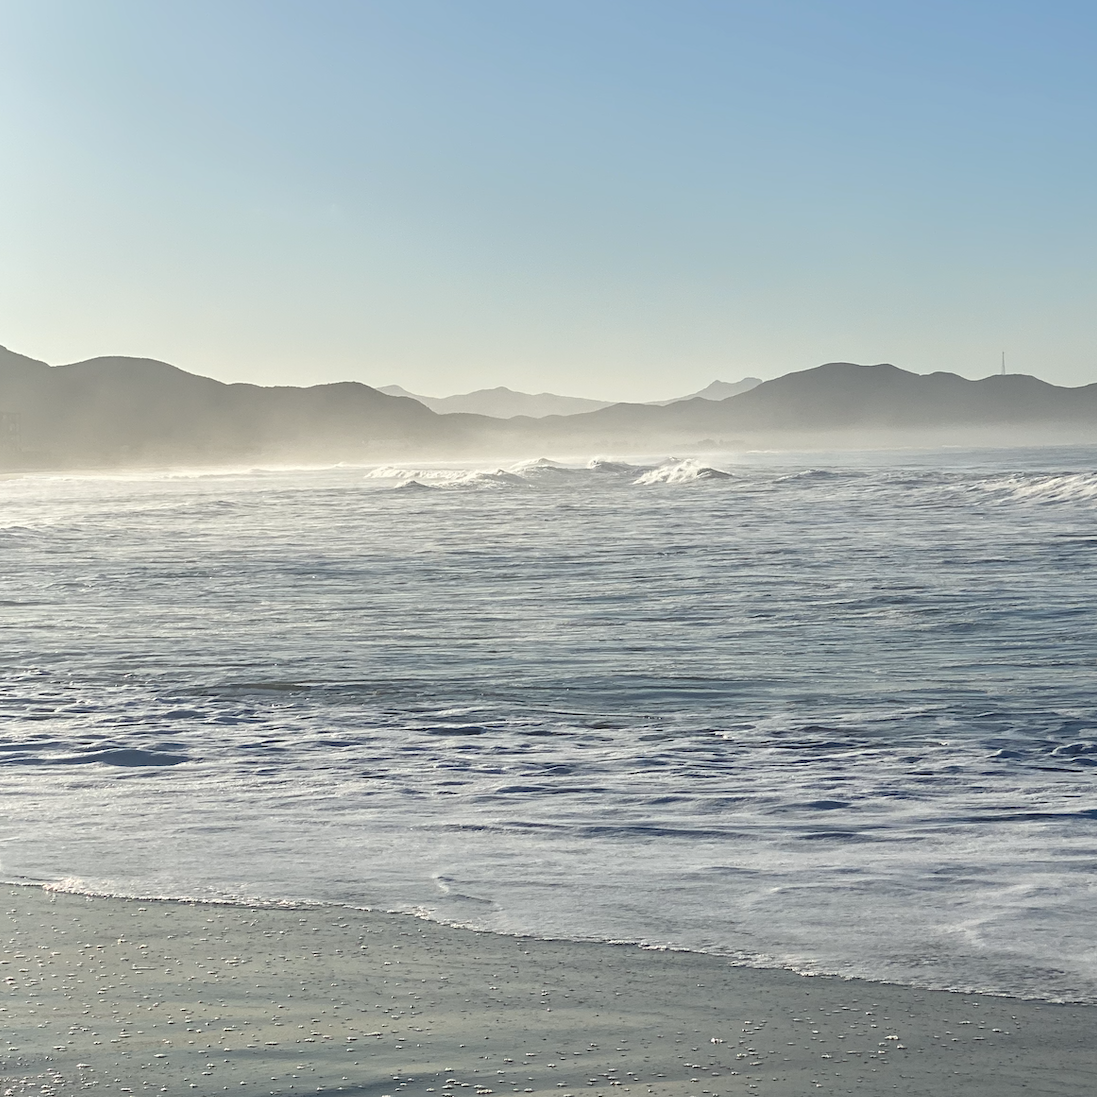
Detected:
left=3, top=448, right=1097, bottom=1001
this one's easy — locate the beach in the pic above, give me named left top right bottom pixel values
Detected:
left=3, top=885, right=1095, bottom=1097
left=6, top=456, right=1097, bottom=1094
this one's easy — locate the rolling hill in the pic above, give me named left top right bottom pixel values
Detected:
left=4, top=349, right=1097, bottom=469
left=0, top=345, right=456, bottom=466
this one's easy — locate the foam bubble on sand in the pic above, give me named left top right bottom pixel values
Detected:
left=9, top=885, right=1097, bottom=1097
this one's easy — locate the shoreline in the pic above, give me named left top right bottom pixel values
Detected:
left=13, top=878, right=1092, bottom=1008
left=4, top=884, right=1096, bottom=1096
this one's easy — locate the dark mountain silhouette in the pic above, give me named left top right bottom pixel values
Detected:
left=4, top=349, right=1097, bottom=469
left=504, top=362, right=1097, bottom=447
left=0, top=345, right=466, bottom=466
left=721, top=361, right=1097, bottom=429
left=378, top=377, right=762, bottom=416
left=650, top=377, right=762, bottom=404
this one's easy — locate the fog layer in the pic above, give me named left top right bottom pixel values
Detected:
left=3, top=346, right=1097, bottom=470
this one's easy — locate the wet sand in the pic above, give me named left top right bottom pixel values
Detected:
left=2, top=884, right=1095, bottom=1096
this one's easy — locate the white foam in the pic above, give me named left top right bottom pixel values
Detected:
left=7, top=450, right=1097, bottom=1004
left=507, top=457, right=567, bottom=475
left=587, top=458, right=643, bottom=474
left=634, top=459, right=732, bottom=484
left=976, top=471, right=1097, bottom=504
left=366, top=465, right=527, bottom=486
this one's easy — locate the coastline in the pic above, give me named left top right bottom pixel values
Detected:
left=3, top=884, right=1095, bottom=1096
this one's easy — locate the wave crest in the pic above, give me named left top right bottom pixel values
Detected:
left=975, top=472, right=1097, bottom=504
left=634, top=459, right=732, bottom=485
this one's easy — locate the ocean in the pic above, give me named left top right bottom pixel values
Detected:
left=3, top=447, right=1097, bottom=1002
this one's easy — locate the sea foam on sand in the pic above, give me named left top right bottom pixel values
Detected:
left=2, top=884, right=1095, bottom=1097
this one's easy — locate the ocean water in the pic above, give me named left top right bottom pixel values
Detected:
left=3, top=447, right=1097, bottom=1002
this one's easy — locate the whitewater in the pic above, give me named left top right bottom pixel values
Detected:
left=2, top=446, right=1097, bottom=1002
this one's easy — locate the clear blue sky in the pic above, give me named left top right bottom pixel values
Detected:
left=1, top=0, right=1095, bottom=399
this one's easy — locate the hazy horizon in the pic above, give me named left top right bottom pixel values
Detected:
left=0, top=339, right=1069, bottom=403
left=3, top=1, right=1096, bottom=400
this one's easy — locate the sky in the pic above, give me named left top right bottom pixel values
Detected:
left=1, top=0, right=1095, bottom=400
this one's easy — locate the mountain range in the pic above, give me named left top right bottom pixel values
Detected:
left=377, top=377, right=762, bottom=417
left=0, top=345, right=439, bottom=466
left=3, top=344, right=1097, bottom=469
left=376, top=385, right=611, bottom=417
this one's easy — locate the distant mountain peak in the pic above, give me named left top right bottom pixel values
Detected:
left=376, top=385, right=614, bottom=418
left=651, top=377, right=763, bottom=405
left=380, top=377, right=765, bottom=417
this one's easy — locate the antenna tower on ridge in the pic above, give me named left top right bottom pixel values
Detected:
left=1001, top=351, right=1006, bottom=376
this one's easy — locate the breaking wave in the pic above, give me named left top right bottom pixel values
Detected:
left=366, top=458, right=646, bottom=488
left=9, top=446, right=1097, bottom=1003
left=634, top=459, right=732, bottom=485
left=365, top=465, right=529, bottom=487
left=973, top=471, right=1097, bottom=504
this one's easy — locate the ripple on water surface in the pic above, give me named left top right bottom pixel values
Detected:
left=2, top=448, right=1097, bottom=1002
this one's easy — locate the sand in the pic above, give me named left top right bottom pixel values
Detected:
left=2, top=884, right=1095, bottom=1096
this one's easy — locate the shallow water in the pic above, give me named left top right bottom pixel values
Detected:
left=3, top=447, right=1097, bottom=1001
